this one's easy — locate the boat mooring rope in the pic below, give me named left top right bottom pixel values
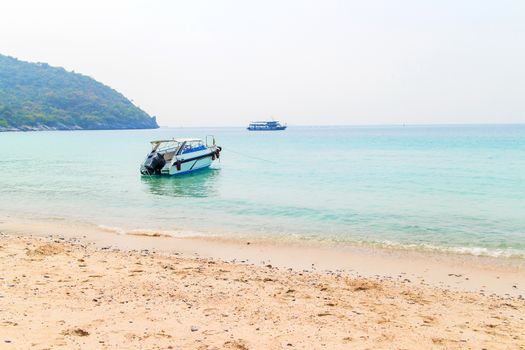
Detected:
left=219, top=146, right=278, bottom=164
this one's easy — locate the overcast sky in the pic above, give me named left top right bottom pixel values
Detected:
left=1, top=0, right=524, bottom=126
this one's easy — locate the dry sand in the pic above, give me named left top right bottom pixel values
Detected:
left=1, top=232, right=525, bottom=349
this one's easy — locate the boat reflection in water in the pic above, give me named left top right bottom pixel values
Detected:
left=141, top=168, right=220, bottom=198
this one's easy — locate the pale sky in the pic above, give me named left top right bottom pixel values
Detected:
left=1, top=0, right=524, bottom=126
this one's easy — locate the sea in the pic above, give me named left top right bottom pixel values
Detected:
left=1, top=124, right=524, bottom=258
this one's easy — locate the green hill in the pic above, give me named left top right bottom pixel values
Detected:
left=0, top=54, right=158, bottom=131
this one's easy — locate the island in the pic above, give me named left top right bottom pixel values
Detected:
left=0, top=54, right=158, bottom=131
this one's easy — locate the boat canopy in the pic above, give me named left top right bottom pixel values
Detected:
left=150, top=138, right=202, bottom=145
left=149, top=138, right=205, bottom=152
left=249, top=121, right=281, bottom=125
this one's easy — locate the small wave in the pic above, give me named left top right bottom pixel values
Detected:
left=364, top=240, right=525, bottom=259
left=97, top=225, right=128, bottom=235
left=126, top=230, right=172, bottom=238
left=96, top=224, right=212, bottom=238
left=96, top=225, right=525, bottom=259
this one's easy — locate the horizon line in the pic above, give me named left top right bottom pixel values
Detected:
left=159, top=121, right=525, bottom=128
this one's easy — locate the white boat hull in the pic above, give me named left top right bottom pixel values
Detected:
left=164, top=152, right=214, bottom=176
left=141, top=148, right=220, bottom=176
left=140, top=137, right=220, bottom=176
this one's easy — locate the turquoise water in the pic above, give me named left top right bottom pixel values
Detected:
left=1, top=125, right=524, bottom=257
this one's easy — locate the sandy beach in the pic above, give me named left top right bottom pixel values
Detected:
left=2, top=0, right=525, bottom=348
left=1, top=228, right=524, bottom=349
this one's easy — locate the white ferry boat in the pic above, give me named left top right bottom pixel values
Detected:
left=247, top=120, right=287, bottom=131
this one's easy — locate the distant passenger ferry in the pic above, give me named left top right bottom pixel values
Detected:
left=247, top=120, right=287, bottom=131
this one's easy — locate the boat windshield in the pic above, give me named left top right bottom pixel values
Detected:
left=151, top=140, right=181, bottom=153
left=180, top=140, right=206, bottom=154
left=150, top=139, right=206, bottom=155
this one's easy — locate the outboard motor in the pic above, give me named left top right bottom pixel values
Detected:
left=143, top=152, right=166, bottom=175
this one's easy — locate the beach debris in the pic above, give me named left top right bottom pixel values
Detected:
left=26, top=244, right=63, bottom=256
left=501, top=302, right=518, bottom=310
left=448, top=273, right=462, bottom=277
left=62, top=328, right=89, bottom=337
left=432, top=337, right=445, bottom=345
left=351, top=280, right=381, bottom=292
left=190, top=325, right=198, bottom=332
left=223, top=339, right=249, bottom=350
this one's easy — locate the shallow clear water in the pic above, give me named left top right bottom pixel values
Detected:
left=1, top=125, right=524, bottom=257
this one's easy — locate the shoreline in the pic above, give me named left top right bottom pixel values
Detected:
left=1, top=231, right=524, bottom=349
left=1, top=217, right=524, bottom=297
left=3, top=209, right=523, bottom=261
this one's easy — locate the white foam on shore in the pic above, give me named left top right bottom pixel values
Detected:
left=365, top=239, right=525, bottom=259
left=96, top=224, right=215, bottom=239
left=95, top=223, right=525, bottom=260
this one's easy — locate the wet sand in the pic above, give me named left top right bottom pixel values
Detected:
left=1, top=230, right=525, bottom=349
left=1, top=216, right=524, bottom=297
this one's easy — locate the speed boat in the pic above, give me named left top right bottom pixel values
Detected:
left=140, top=136, right=221, bottom=176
